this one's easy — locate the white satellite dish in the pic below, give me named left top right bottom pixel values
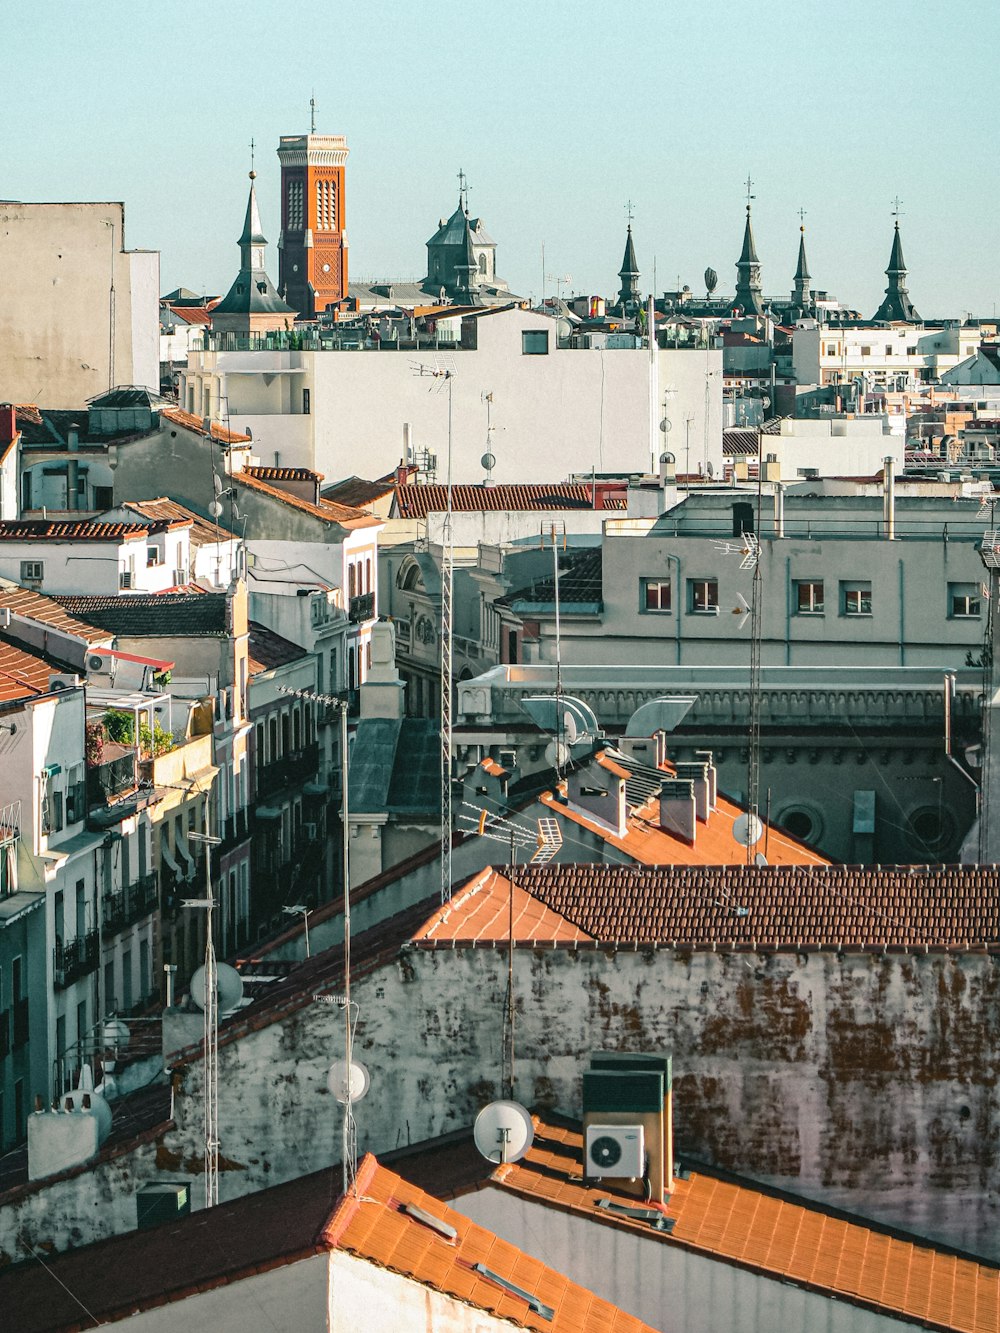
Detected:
left=733, top=812, right=764, bottom=847
left=190, top=962, right=245, bottom=1014
left=544, top=739, right=570, bottom=770
left=327, top=1059, right=371, bottom=1104
left=209, top=499, right=223, bottom=518
left=481, top=452, right=496, bottom=471
left=473, top=1100, right=534, bottom=1165
left=212, top=473, right=223, bottom=496
left=754, top=852, right=768, bottom=867
left=561, top=709, right=579, bottom=746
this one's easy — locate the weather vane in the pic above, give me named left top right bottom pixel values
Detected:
left=457, top=167, right=469, bottom=211
left=624, top=198, right=635, bottom=227
left=249, top=137, right=255, bottom=177
left=798, top=206, right=807, bottom=226
left=744, top=173, right=755, bottom=210
left=891, top=195, right=904, bottom=220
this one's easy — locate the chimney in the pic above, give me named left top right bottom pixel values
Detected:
left=402, top=421, right=413, bottom=465
left=674, top=760, right=711, bottom=821
left=567, top=754, right=628, bottom=837
left=582, top=1052, right=673, bottom=1205
left=658, top=778, right=696, bottom=844
left=0, top=404, right=16, bottom=444
left=693, top=750, right=718, bottom=809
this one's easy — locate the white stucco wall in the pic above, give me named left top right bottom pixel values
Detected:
left=127, top=250, right=161, bottom=392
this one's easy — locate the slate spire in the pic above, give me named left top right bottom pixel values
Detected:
left=792, top=225, right=811, bottom=308
left=872, top=221, right=920, bottom=323
left=618, top=225, right=640, bottom=308
left=733, top=205, right=765, bottom=317
left=453, top=210, right=481, bottom=301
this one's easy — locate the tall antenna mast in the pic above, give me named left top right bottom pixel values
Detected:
left=745, top=442, right=765, bottom=864
left=541, top=522, right=567, bottom=779
left=310, top=93, right=317, bottom=134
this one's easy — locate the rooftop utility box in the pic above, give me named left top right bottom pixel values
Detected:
left=136, top=1183, right=191, bottom=1231
left=583, top=1052, right=672, bottom=1203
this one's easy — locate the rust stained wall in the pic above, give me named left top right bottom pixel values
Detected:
left=8, top=944, right=999, bottom=1260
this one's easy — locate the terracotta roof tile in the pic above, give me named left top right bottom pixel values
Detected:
left=0, top=636, right=53, bottom=702
left=246, top=465, right=324, bottom=482
left=121, top=497, right=235, bottom=547
left=161, top=405, right=250, bottom=444
left=235, top=469, right=382, bottom=528
left=486, top=1116, right=1000, bottom=1333
left=393, top=483, right=594, bottom=519
left=247, top=621, right=308, bottom=676
left=0, top=520, right=149, bottom=542
left=417, top=862, right=1000, bottom=950
left=327, top=1155, right=658, bottom=1332
left=0, top=580, right=111, bottom=646
left=322, top=475, right=396, bottom=508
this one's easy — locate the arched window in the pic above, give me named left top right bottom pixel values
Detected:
left=349, top=563, right=356, bottom=598
left=478, top=254, right=487, bottom=275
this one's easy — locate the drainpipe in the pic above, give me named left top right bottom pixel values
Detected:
left=944, top=671, right=980, bottom=796
left=774, top=482, right=785, bottom=538
left=665, top=552, right=682, bottom=664
left=883, top=455, right=895, bottom=539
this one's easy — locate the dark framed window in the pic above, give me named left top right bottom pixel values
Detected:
left=794, top=580, right=824, bottom=615
left=642, top=579, right=672, bottom=613
left=688, top=579, right=719, bottom=613
left=841, top=581, right=872, bottom=616
left=949, top=582, right=981, bottom=618
left=521, top=330, right=549, bottom=356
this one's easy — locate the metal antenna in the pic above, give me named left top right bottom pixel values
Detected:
left=541, top=522, right=568, bottom=780
left=412, top=364, right=456, bottom=901
left=310, top=93, right=316, bottom=134
left=458, top=167, right=468, bottom=212
left=182, top=795, right=222, bottom=1209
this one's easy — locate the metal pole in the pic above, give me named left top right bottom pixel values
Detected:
left=202, top=796, right=218, bottom=1209
left=440, top=374, right=454, bottom=902
left=341, top=700, right=355, bottom=1197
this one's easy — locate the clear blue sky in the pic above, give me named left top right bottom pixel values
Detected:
left=7, top=0, right=999, bottom=317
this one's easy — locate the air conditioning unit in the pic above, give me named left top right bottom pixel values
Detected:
left=50, top=673, right=80, bottom=691
left=119, top=572, right=134, bottom=589
left=87, top=654, right=110, bottom=673
left=585, top=1124, right=645, bottom=1180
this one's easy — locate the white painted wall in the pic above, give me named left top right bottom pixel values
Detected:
left=127, top=250, right=161, bottom=392
left=0, top=531, right=191, bottom=595
left=455, top=1190, right=927, bottom=1333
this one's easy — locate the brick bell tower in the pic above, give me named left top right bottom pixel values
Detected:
left=277, top=117, right=349, bottom=318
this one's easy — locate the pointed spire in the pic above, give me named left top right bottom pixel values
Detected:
left=790, top=224, right=812, bottom=313
left=453, top=212, right=480, bottom=300
left=617, top=224, right=640, bottom=309
left=239, top=171, right=267, bottom=251
left=872, top=219, right=920, bottom=322
left=733, top=204, right=765, bottom=317
left=212, top=169, right=294, bottom=332
left=795, top=227, right=810, bottom=282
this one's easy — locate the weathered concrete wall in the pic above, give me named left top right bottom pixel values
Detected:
left=10, top=942, right=1000, bottom=1261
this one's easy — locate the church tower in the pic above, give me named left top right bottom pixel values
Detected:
left=277, top=128, right=350, bottom=317
left=872, top=220, right=920, bottom=323
left=211, top=171, right=294, bottom=336
left=617, top=225, right=641, bottom=313
left=792, top=225, right=811, bottom=310
left=733, top=204, right=765, bottom=317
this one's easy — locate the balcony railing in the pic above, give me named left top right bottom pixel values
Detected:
left=349, top=591, right=375, bottom=624
left=88, top=753, right=136, bottom=806
left=219, top=808, right=252, bottom=850
left=54, top=931, right=100, bottom=990
left=255, top=742, right=320, bottom=799
left=102, top=873, right=159, bottom=938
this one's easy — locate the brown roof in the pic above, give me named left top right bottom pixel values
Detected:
left=488, top=1117, right=1000, bottom=1333
left=247, top=621, right=308, bottom=676
left=322, top=475, right=396, bottom=508
left=0, top=636, right=52, bottom=702
left=0, top=520, right=150, bottom=542
left=0, top=580, right=112, bottom=646
left=415, top=863, right=1000, bottom=951
left=165, top=305, right=213, bottom=325
left=120, top=497, right=234, bottom=547
left=235, top=469, right=382, bottom=529
left=413, top=868, right=594, bottom=946
left=245, top=465, right=324, bottom=482
left=393, top=483, right=594, bottom=519
left=326, top=1154, right=658, bottom=1332
left=160, top=405, right=250, bottom=445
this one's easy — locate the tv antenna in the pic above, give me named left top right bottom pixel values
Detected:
left=310, top=93, right=317, bottom=134
left=181, top=801, right=223, bottom=1208
left=411, top=364, right=456, bottom=902
left=481, top=391, right=496, bottom=483
left=540, top=523, right=568, bottom=780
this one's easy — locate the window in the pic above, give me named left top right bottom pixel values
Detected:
left=521, top=330, right=549, bottom=356
left=732, top=502, right=754, bottom=536
left=860, top=345, right=872, bottom=356
left=841, top=581, right=872, bottom=616
left=642, top=579, right=672, bottom=613
left=949, top=582, right=982, bottom=618
left=146, top=546, right=160, bottom=567
left=907, top=345, right=917, bottom=355
left=885, top=344, right=894, bottom=356
left=20, top=560, right=43, bottom=582
left=302, top=387, right=310, bottom=415
left=794, top=580, right=824, bottom=615
left=689, top=579, right=719, bottom=613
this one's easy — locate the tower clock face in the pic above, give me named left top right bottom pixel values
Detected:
left=322, top=263, right=331, bottom=273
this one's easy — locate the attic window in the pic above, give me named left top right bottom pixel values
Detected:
left=257, top=281, right=268, bottom=294
left=579, top=785, right=606, bottom=797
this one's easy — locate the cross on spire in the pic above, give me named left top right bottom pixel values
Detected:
left=624, top=198, right=635, bottom=227
left=249, top=137, right=256, bottom=178
left=798, top=206, right=807, bottom=226
left=744, top=173, right=755, bottom=210
left=457, top=168, right=469, bottom=212
left=891, top=195, right=904, bottom=221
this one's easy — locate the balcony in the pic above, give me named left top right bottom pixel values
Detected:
left=87, top=751, right=136, bottom=806
left=349, top=591, right=375, bottom=624
left=219, top=808, right=252, bottom=851
left=255, top=742, right=320, bottom=799
left=102, top=873, right=159, bottom=938
left=54, top=931, right=100, bottom=990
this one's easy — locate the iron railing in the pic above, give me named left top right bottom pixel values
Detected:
left=54, top=931, right=100, bottom=989
left=102, top=873, right=159, bottom=938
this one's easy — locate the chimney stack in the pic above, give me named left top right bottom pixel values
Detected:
left=658, top=778, right=696, bottom=844
left=0, top=404, right=16, bottom=445
left=674, top=759, right=713, bottom=821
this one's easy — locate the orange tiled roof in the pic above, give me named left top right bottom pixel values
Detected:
left=0, top=520, right=150, bottom=542
left=325, top=1153, right=658, bottom=1332
left=0, top=581, right=111, bottom=646
left=245, top=465, right=325, bottom=483
left=235, top=469, right=382, bottom=529
left=539, top=785, right=830, bottom=869
left=416, top=862, right=1000, bottom=950
left=0, top=637, right=54, bottom=702
left=160, top=405, right=250, bottom=445
left=393, top=483, right=593, bottom=519
left=121, top=497, right=234, bottom=547
left=490, top=1118, right=1000, bottom=1333
left=413, top=868, right=594, bottom=946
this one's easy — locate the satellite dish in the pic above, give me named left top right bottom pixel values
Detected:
left=327, top=1059, right=371, bottom=1104
left=212, top=473, right=223, bottom=496
left=706, top=462, right=715, bottom=479
left=561, top=709, right=579, bottom=746
left=544, top=739, right=570, bottom=770
left=733, top=813, right=764, bottom=847
left=481, top=452, right=496, bottom=470
left=704, top=267, right=718, bottom=296
left=473, top=1100, right=534, bottom=1165
left=102, top=1018, right=130, bottom=1048
left=659, top=417, right=672, bottom=433
left=209, top=500, right=223, bottom=518
left=754, top=852, right=768, bottom=866
left=190, top=962, right=245, bottom=1014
